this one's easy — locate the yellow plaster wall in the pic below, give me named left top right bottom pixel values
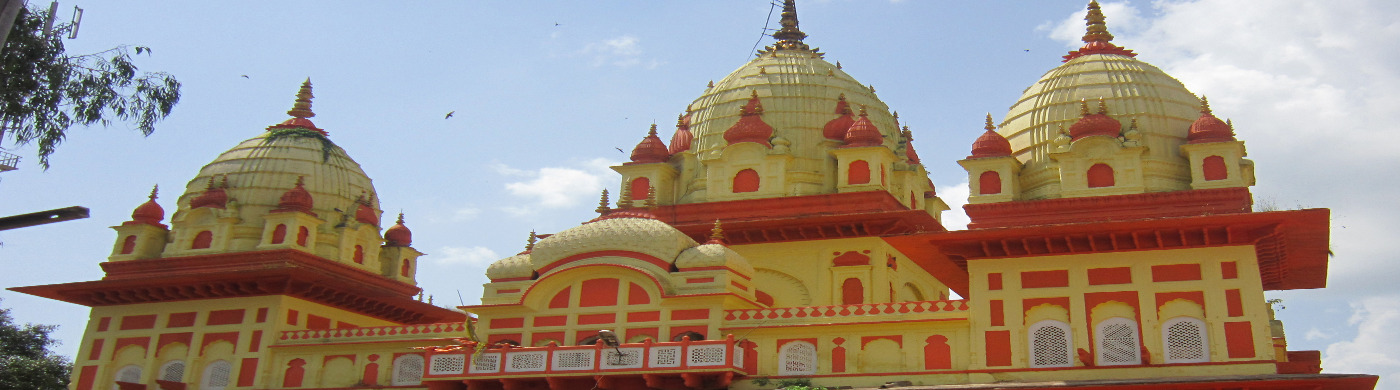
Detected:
left=731, top=237, right=949, bottom=308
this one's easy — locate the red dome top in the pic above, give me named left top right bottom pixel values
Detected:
left=1187, top=97, right=1236, bottom=144
left=384, top=213, right=412, bottom=247
left=1069, top=99, right=1122, bottom=141
left=275, top=177, right=315, bottom=215
left=723, top=91, right=773, bottom=147
left=127, top=185, right=166, bottom=227
left=628, top=124, right=670, bottom=164
left=667, top=113, right=693, bottom=154
left=970, top=114, right=1013, bottom=158
left=267, top=79, right=328, bottom=135
left=354, top=196, right=379, bottom=226
left=189, top=177, right=229, bottom=209
left=823, top=94, right=856, bottom=141
left=903, top=126, right=922, bottom=164
left=842, top=107, right=883, bottom=148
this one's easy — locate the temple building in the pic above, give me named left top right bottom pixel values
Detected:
left=10, top=1, right=1379, bottom=389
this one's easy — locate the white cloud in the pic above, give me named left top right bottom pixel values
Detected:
left=1039, top=1, right=1144, bottom=48
left=452, top=207, right=481, bottom=221
left=937, top=181, right=970, bottom=231
left=579, top=35, right=665, bottom=69
left=499, top=158, right=619, bottom=214
left=433, top=246, right=500, bottom=267
left=1324, top=296, right=1400, bottom=387
left=1305, top=327, right=1334, bottom=342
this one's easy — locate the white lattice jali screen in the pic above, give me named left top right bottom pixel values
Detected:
left=394, top=354, right=426, bottom=385
left=1164, top=317, right=1209, bottom=363
left=552, top=350, right=595, bottom=371
left=1031, top=322, right=1072, bottom=367
left=688, top=344, right=727, bottom=366
left=778, top=341, right=817, bottom=376
left=601, top=347, right=645, bottom=369
left=1097, top=320, right=1140, bottom=365
left=428, top=354, right=465, bottom=375
left=468, top=353, right=502, bottom=373
left=505, top=351, right=548, bottom=372
left=649, top=346, right=682, bottom=368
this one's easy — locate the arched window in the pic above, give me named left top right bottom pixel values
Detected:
left=1095, top=317, right=1141, bottom=366
left=296, top=226, right=310, bottom=246
left=841, top=278, right=863, bottom=305
left=191, top=231, right=213, bottom=249
left=1087, top=163, right=1115, bottom=188
left=979, top=171, right=1002, bottom=194
left=1028, top=320, right=1073, bottom=368
left=120, top=235, right=138, bottom=254
left=392, top=354, right=425, bottom=386
left=671, top=331, right=705, bottom=342
left=778, top=340, right=817, bottom=376
left=114, top=365, right=142, bottom=388
left=733, top=169, right=759, bottom=193
left=848, top=160, right=871, bottom=184
left=271, top=224, right=287, bottom=244
left=353, top=245, right=364, bottom=264
left=400, top=259, right=411, bottom=277
left=158, top=360, right=185, bottom=382
left=630, top=177, right=652, bottom=202
left=1202, top=155, right=1228, bottom=181
left=1162, top=317, right=1210, bottom=363
left=282, top=359, right=305, bottom=388
left=202, top=360, right=232, bottom=390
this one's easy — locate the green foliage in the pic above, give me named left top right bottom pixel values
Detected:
left=0, top=299, right=71, bottom=390
left=775, top=378, right=822, bottom=390
left=0, top=7, right=181, bottom=168
left=751, top=377, right=772, bottom=386
left=262, top=127, right=339, bottom=162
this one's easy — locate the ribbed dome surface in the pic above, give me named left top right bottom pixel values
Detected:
left=487, top=253, right=535, bottom=281
left=174, top=132, right=380, bottom=230
left=676, top=243, right=754, bottom=276
left=530, top=217, right=698, bottom=273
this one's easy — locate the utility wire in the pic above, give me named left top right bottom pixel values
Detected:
left=748, top=1, right=782, bottom=59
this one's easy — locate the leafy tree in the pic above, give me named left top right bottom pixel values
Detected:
left=0, top=299, right=71, bottom=390
left=0, top=7, right=181, bottom=169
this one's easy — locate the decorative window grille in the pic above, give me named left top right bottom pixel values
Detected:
left=428, top=354, right=465, bottom=375
left=553, top=350, right=594, bottom=371
left=1095, top=317, right=1140, bottom=365
left=733, top=345, right=745, bottom=368
left=392, top=354, right=425, bottom=385
left=1028, top=320, right=1073, bottom=368
left=468, top=353, right=501, bottom=373
left=649, top=346, right=681, bottom=367
left=158, top=361, right=185, bottom=382
left=601, top=348, right=644, bottom=369
left=688, top=345, right=727, bottom=366
left=1163, top=317, right=1210, bottom=363
left=113, top=365, right=142, bottom=390
left=202, top=360, right=231, bottom=389
left=505, top=351, right=548, bottom=372
left=778, top=341, right=817, bottom=376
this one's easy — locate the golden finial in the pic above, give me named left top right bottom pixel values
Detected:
left=1097, top=97, right=1109, bottom=115
left=771, top=0, right=809, bottom=51
left=859, top=105, right=869, bottom=117
left=595, top=189, right=610, bottom=214
left=707, top=80, right=714, bottom=88
left=647, top=123, right=658, bottom=137
left=836, top=61, right=842, bottom=69
left=148, top=184, right=159, bottom=200
left=287, top=78, right=315, bottom=118
left=1226, top=118, right=1234, bottom=131
left=395, top=212, right=405, bottom=225
left=526, top=230, right=537, bottom=251
left=902, top=125, right=913, bottom=139
left=827, top=69, right=834, bottom=76
left=1079, top=99, right=1091, bottom=116
left=220, top=175, right=229, bottom=188
left=1200, top=96, right=1213, bottom=114
left=1129, top=118, right=1139, bottom=131
left=676, top=113, right=686, bottom=127
left=869, top=85, right=876, bottom=93
left=759, top=67, right=767, bottom=75
left=985, top=113, right=996, bottom=131
left=709, top=219, right=725, bottom=242
left=205, top=176, right=217, bottom=190
left=645, top=186, right=657, bottom=208
left=617, top=185, right=633, bottom=209
left=1082, top=0, right=1114, bottom=44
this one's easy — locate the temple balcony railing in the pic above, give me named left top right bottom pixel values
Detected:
left=722, top=299, right=970, bottom=327
left=276, top=322, right=465, bottom=345
left=422, top=334, right=752, bottom=380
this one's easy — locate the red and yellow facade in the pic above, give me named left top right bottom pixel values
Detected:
left=10, top=1, right=1378, bottom=390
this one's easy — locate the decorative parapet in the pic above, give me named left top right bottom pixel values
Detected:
left=277, top=322, right=465, bottom=345
left=423, top=335, right=751, bottom=380
left=723, top=299, right=970, bottom=326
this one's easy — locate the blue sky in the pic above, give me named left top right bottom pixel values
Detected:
left=1, top=1, right=1397, bottom=386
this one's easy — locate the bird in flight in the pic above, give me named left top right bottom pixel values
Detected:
left=555, top=23, right=561, bottom=26
left=240, top=75, right=249, bottom=78
left=614, top=147, right=624, bottom=153
left=445, top=111, right=455, bottom=119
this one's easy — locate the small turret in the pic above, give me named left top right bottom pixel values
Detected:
left=1068, top=99, right=1122, bottom=141
left=1187, top=97, right=1236, bottom=144
left=823, top=94, right=856, bottom=141
left=628, top=124, right=670, bottom=164
left=842, top=106, right=883, bottom=148
left=723, top=91, right=774, bottom=147
left=969, top=114, right=1013, bottom=159
left=126, top=185, right=166, bottom=228
left=384, top=213, right=412, bottom=247
left=274, top=177, right=316, bottom=215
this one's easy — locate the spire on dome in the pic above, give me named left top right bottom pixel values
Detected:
left=668, top=112, right=694, bottom=154
left=126, top=184, right=166, bottom=227
left=1068, top=98, right=1123, bottom=140
left=268, top=79, right=326, bottom=134
left=769, top=0, right=810, bottom=52
left=842, top=106, right=883, bottom=147
left=1062, top=1, right=1137, bottom=62
left=525, top=230, right=537, bottom=252
left=723, top=91, right=774, bottom=147
left=823, top=94, right=856, bottom=140
left=384, top=213, right=412, bottom=247
left=617, top=184, right=634, bottom=210
left=190, top=176, right=229, bottom=209
left=1187, top=96, right=1236, bottom=144
left=628, top=124, right=670, bottom=164
left=706, top=219, right=727, bottom=245
left=644, top=186, right=658, bottom=208
left=274, top=176, right=316, bottom=215
left=903, top=126, right=922, bottom=164
left=970, top=113, right=1013, bottom=158
left=595, top=189, right=611, bottom=214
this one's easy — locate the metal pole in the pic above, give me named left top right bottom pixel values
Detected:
left=0, top=0, right=25, bottom=49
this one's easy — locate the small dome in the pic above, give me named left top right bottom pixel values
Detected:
left=970, top=114, right=1012, bottom=158
left=842, top=107, right=882, bottom=147
left=1068, top=99, right=1123, bottom=141
left=722, top=91, right=774, bottom=147
left=384, top=213, right=412, bottom=247
left=1187, top=97, right=1235, bottom=144
left=354, top=198, right=378, bottom=226
left=530, top=216, right=697, bottom=273
left=628, top=124, right=670, bottom=164
left=275, top=177, right=315, bottom=214
left=127, top=186, right=165, bottom=227
left=189, top=177, right=229, bottom=209
left=822, top=94, right=855, bottom=140
left=675, top=243, right=755, bottom=276
left=486, top=253, right=534, bottom=281
left=667, top=113, right=694, bottom=155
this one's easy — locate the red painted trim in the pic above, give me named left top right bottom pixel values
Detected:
left=1023, top=297, right=1071, bottom=320
left=1022, top=270, right=1070, bottom=288
left=671, top=309, right=710, bottom=321
left=720, top=317, right=968, bottom=331
left=306, top=314, right=331, bottom=330
left=579, top=278, right=621, bottom=307
left=200, top=332, right=239, bottom=355
left=97, top=317, right=110, bottom=332
left=985, top=330, right=1012, bottom=367
left=652, top=191, right=944, bottom=245
left=729, top=281, right=748, bottom=291
left=1221, top=261, right=1239, bottom=279
left=1088, top=267, right=1132, bottom=285
left=76, top=365, right=98, bottom=390
left=680, top=266, right=754, bottom=280
left=531, top=331, right=565, bottom=345
left=625, top=328, right=658, bottom=342
left=686, top=277, right=715, bottom=284
left=489, top=318, right=524, bottom=329
left=249, top=330, right=263, bottom=352
left=206, top=309, right=245, bottom=325
left=628, top=282, right=651, bottom=305
left=1154, top=291, right=1205, bottom=311
left=987, top=273, right=1002, bottom=290
left=859, top=335, right=903, bottom=348
left=255, top=308, right=268, bottom=323
left=120, top=314, right=157, bottom=330
left=156, top=332, right=192, bottom=353
left=1225, top=289, right=1244, bottom=317
left=964, top=187, right=1253, bottom=229
left=548, top=287, right=571, bottom=309
left=1152, top=263, right=1203, bottom=282
left=1225, top=321, right=1256, bottom=358
left=87, top=338, right=104, bottom=360
left=166, top=312, right=196, bottom=328
left=496, top=288, right=520, bottom=294
left=989, top=300, right=1004, bottom=327
left=114, top=336, right=150, bottom=355
left=577, top=313, right=615, bottom=325
left=538, top=250, right=670, bottom=276
left=628, top=311, right=661, bottom=322
left=533, top=315, right=567, bottom=327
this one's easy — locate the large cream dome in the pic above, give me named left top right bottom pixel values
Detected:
left=530, top=214, right=698, bottom=273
